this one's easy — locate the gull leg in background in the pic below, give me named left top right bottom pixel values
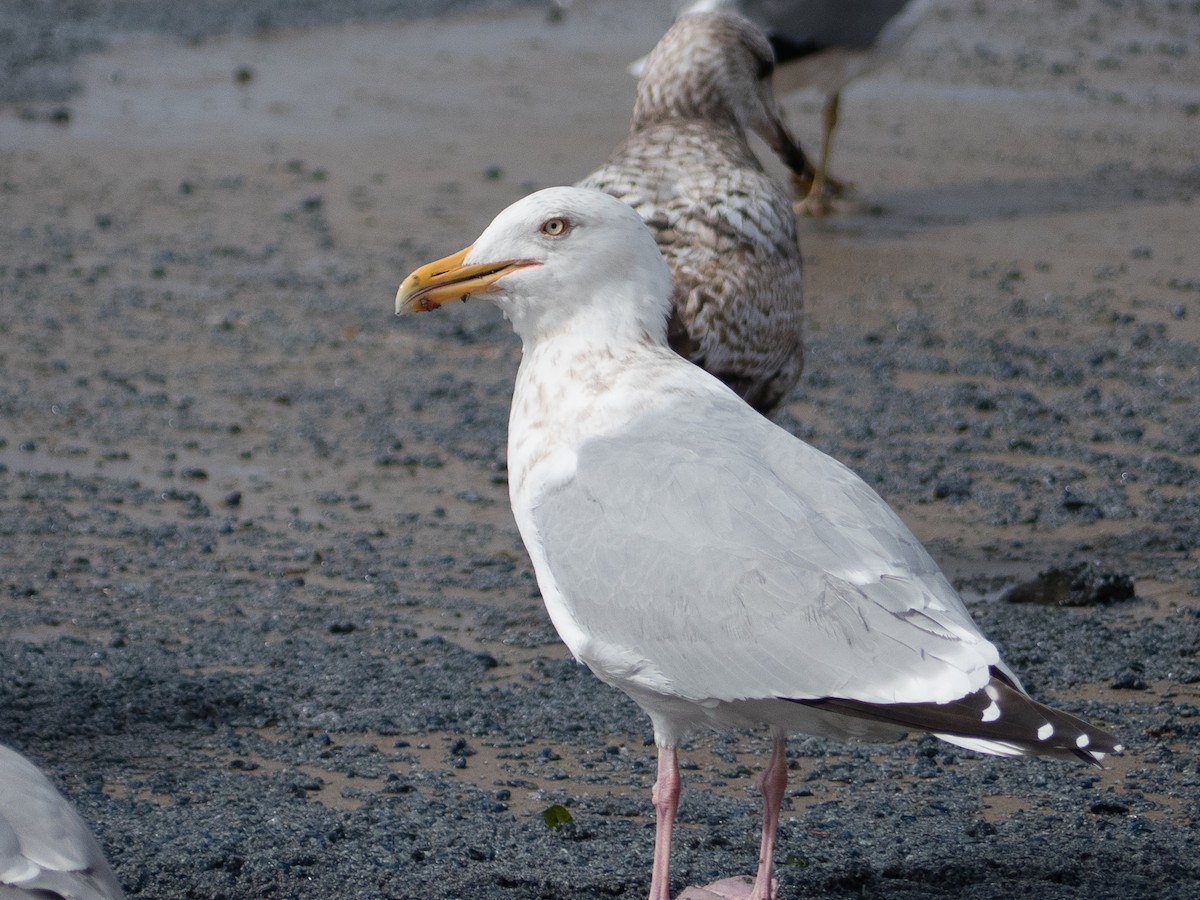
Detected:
left=796, top=89, right=846, bottom=216
left=669, top=0, right=933, bottom=215
left=751, top=731, right=788, bottom=899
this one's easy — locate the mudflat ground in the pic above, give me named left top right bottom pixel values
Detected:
left=1, top=0, right=1198, bottom=897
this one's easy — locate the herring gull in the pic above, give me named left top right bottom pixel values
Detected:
left=394, top=186, right=1122, bottom=900
left=0, top=743, right=127, bottom=900
left=579, top=12, right=805, bottom=416
left=671, top=0, right=933, bottom=215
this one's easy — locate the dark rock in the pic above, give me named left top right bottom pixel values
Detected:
left=1002, top=562, right=1136, bottom=606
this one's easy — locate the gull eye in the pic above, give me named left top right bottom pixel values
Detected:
left=540, top=217, right=569, bottom=237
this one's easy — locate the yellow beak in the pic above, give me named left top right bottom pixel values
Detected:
left=395, top=244, right=541, bottom=315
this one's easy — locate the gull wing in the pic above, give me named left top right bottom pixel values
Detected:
left=532, top=393, right=1002, bottom=707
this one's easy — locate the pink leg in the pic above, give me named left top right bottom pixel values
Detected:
left=750, top=732, right=788, bottom=900
left=650, top=745, right=681, bottom=900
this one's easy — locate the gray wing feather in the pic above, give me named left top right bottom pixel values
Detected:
left=533, top=394, right=998, bottom=706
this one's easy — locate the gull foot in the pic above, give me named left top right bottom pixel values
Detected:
left=793, top=175, right=852, bottom=217
left=823, top=174, right=850, bottom=198
left=794, top=190, right=834, bottom=217
left=678, top=875, right=776, bottom=899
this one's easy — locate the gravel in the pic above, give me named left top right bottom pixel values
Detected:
left=1, top=0, right=1198, bottom=897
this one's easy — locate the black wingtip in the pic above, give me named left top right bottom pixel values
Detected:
left=789, top=668, right=1121, bottom=764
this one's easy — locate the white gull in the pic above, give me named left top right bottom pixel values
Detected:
left=395, top=186, right=1122, bottom=900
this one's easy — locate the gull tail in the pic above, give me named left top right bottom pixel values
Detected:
left=791, top=668, right=1122, bottom=766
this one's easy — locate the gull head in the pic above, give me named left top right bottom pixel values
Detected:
left=633, top=11, right=808, bottom=177
left=396, top=187, right=672, bottom=345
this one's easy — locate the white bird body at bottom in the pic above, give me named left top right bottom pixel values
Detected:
left=0, top=744, right=126, bottom=900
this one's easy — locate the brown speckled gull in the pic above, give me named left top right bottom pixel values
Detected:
left=579, top=12, right=806, bottom=417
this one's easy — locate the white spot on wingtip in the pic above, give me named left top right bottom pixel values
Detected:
left=980, top=701, right=1000, bottom=723
left=984, top=684, right=1000, bottom=701
left=1037, top=723, right=1055, bottom=741
left=1076, top=733, right=1091, bottom=748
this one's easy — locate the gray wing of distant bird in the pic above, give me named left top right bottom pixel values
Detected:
left=705, top=0, right=918, bottom=61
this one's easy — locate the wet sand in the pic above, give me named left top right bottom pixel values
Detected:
left=1, top=0, right=1198, bottom=897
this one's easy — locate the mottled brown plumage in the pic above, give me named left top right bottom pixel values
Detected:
left=579, top=12, right=805, bottom=416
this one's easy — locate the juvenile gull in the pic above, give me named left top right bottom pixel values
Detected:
left=395, top=187, right=1122, bottom=900
left=673, top=0, right=933, bottom=214
left=580, top=12, right=806, bottom=416
left=0, top=744, right=126, bottom=900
